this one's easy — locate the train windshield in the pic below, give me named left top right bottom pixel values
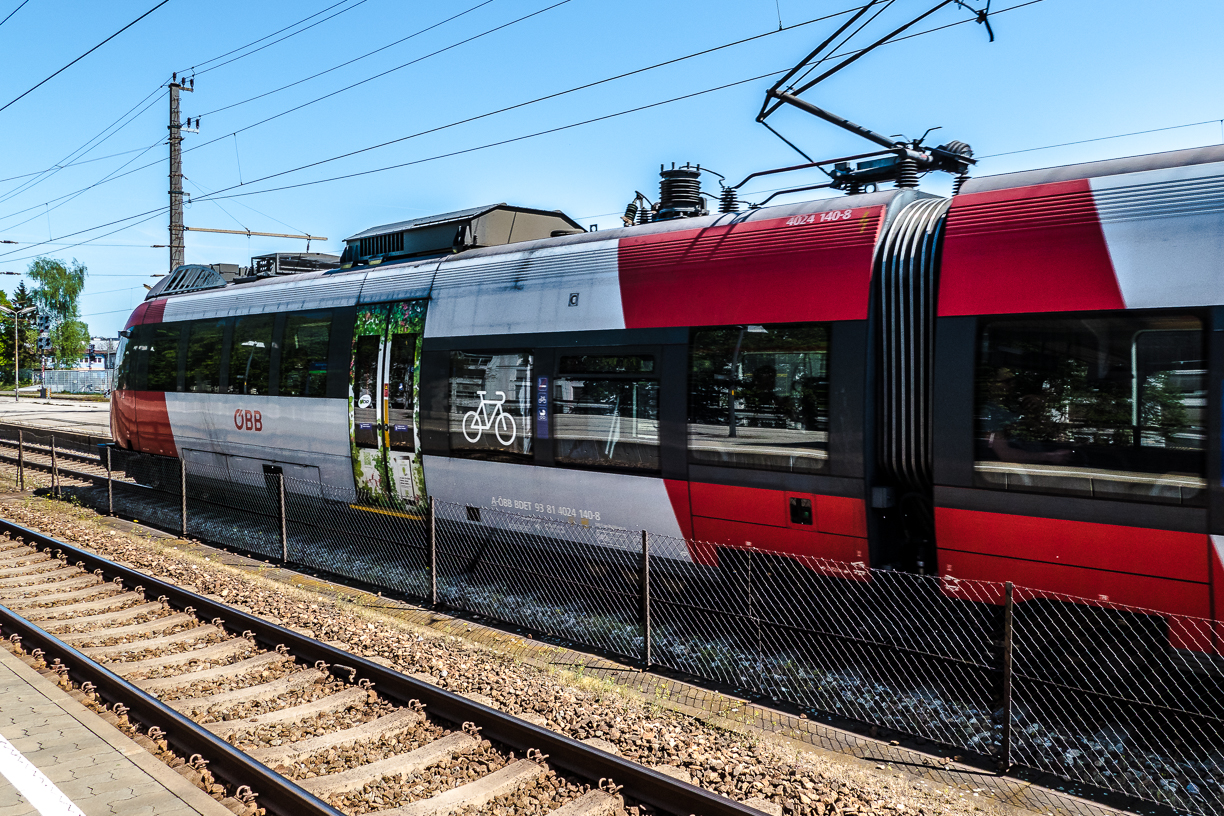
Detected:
left=975, top=313, right=1207, bottom=505
left=113, top=333, right=129, bottom=388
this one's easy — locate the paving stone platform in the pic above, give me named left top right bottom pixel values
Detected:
left=0, top=641, right=231, bottom=816
left=0, top=400, right=111, bottom=439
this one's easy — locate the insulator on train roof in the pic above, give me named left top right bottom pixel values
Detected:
left=718, top=186, right=739, bottom=214
left=622, top=202, right=638, bottom=227
left=896, top=156, right=919, bottom=189
left=656, top=163, right=708, bottom=221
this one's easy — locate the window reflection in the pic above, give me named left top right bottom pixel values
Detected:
left=387, top=333, right=416, bottom=451
left=352, top=335, right=380, bottom=449
left=146, top=324, right=182, bottom=392
left=185, top=318, right=226, bottom=393
left=554, top=356, right=659, bottom=471
left=688, top=324, right=829, bottom=473
left=450, top=352, right=533, bottom=460
left=228, top=314, right=274, bottom=396
left=975, top=314, right=1206, bottom=505
left=281, top=311, right=331, bottom=398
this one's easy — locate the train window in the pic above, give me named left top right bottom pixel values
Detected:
left=554, top=355, right=660, bottom=471
left=387, top=333, right=417, bottom=451
left=688, top=324, right=830, bottom=473
left=145, top=323, right=183, bottom=392
left=114, top=330, right=136, bottom=390
left=229, top=314, right=274, bottom=396
left=280, top=311, right=332, bottom=398
left=975, top=314, right=1207, bottom=505
left=352, top=335, right=380, bottom=448
left=185, top=318, right=226, bottom=393
left=449, top=351, right=533, bottom=460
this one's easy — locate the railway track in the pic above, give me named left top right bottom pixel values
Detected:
left=0, top=432, right=114, bottom=489
left=0, top=517, right=767, bottom=816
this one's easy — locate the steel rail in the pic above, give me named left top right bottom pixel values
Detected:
left=0, top=517, right=769, bottom=816
left=3, top=441, right=99, bottom=464
left=0, top=562, right=342, bottom=816
left=0, top=446, right=118, bottom=487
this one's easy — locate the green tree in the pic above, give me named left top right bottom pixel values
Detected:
left=49, top=320, right=90, bottom=369
left=10, top=281, right=37, bottom=383
left=27, top=258, right=89, bottom=368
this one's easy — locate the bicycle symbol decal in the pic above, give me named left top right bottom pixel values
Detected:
left=462, top=390, right=517, bottom=446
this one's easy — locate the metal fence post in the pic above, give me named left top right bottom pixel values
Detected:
left=179, top=456, right=187, bottom=538
left=428, top=496, right=437, bottom=606
left=50, top=435, right=58, bottom=497
left=16, top=430, right=22, bottom=491
left=278, top=472, right=288, bottom=563
left=641, top=530, right=652, bottom=667
left=105, top=446, right=113, bottom=516
left=1000, top=581, right=1015, bottom=770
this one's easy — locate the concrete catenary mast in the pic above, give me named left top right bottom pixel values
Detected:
left=168, top=75, right=193, bottom=272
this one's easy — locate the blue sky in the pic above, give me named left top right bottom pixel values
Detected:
left=0, top=0, right=1220, bottom=336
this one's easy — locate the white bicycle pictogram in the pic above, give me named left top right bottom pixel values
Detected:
left=462, top=390, right=517, bottom=446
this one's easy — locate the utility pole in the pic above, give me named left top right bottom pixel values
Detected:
left=168, top=74, right=194, bottom=273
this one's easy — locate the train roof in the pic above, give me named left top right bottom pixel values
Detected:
left=960, top=144, right=1224, bottom=194
left=132, top=189, right=922, bottom=331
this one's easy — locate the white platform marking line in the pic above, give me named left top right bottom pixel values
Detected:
left=0, top=732, right=86, bottom=816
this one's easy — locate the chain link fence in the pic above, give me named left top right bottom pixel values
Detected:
left=42, top=369, right=113, bottom=394
left=27, top=443, right=1224, bottom=816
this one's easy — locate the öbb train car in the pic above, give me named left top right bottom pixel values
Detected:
left=112, top=147, right=1224, bottom=660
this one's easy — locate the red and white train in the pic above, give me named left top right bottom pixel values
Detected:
left=113, top=144, right=1224, bottom=658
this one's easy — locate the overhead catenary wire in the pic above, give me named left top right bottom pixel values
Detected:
left=192, top=71, right=799, bottom=202
left=189, top=0, right=1047, bottom=205
left=185, top=176, right=310, bottom=236
left=0, top=0, right=1049, bottom=262
left=185, top=0, right=371, bottom=78
left=184, top=4, right=879, bottom=202
left=0, top=0, right=567, bottom=223
left=0, top=133, right=165, bottom=230
left=196, top=0, right=575, bottom=143
left=0, top=88, right=167, bottom=208
left=0, top=0, right=377, bottom=202
left=0, top=143, right=160, bottom=186
left=0, top=0, right=30, bottom=30
left=180, top=0, right=368, bottom=76
left=0, top=206, right=168, bottom=262
left=186, top=178, right=249, bottom=233
left=977, top=118, right=1224, bottom=158
left=198, top=0, right=498, bottom=118
left=0, top=0, right=174, bottom=116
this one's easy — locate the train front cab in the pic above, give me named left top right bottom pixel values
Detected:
left=929, top=147, right=1224, bottom=662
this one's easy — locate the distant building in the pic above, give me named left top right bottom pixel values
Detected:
left=79, top=337, right=118, bottom=370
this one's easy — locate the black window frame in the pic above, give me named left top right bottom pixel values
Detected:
left=551, top=347, right=663, bottom=474
left=144, top=321, right=186, bottom=393
left=447, top=348, right=535, bottom=463
left=228, top=313, right=276, bottom=396
left=184, top=317, right=229, bottom=394
left=279, top=309, right=334, bottom=399
left=969, top=308, right=1209, bottom=508
left=686, top=322, right=832, bottom=476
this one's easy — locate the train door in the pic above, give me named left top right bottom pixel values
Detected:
left=350, top=300, right=427, bottom=506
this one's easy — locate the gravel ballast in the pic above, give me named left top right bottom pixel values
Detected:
left=0, top=491, right=1052, bottom=816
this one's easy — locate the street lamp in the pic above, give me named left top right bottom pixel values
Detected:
left=0, top=305, right=36, bottom=401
